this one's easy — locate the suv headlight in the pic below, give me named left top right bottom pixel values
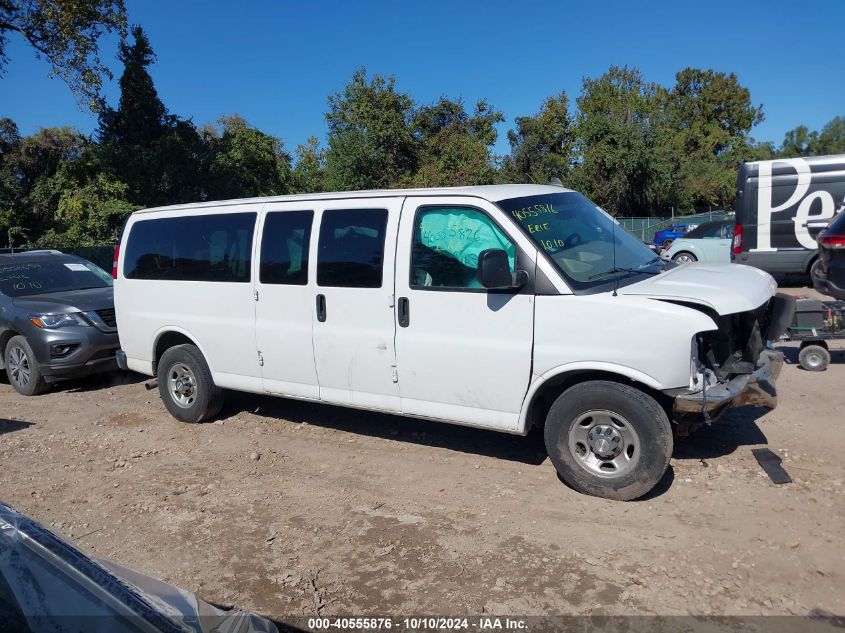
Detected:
left=29, top=313, right=90, bottom=329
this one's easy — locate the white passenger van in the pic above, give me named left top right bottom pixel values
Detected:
left=115, top=185, right=794, bottom=500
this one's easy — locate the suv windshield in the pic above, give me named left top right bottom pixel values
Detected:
left=498, top=192, right=662, bottom=291
left=0, top=259, right=112, bottom=298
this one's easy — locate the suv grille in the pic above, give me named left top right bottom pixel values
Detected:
left=95, top=308, right=117, bottom=328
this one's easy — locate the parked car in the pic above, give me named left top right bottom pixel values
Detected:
left=652, top=223, right=697, bottom=249
left=0, top=250, right=119, bottom=395
left=731, top=154, right=845, bottom=277
left=813, top=210, right=845, bottom=299
left=115, top=184, right=793, bottom=501
left=660, top=221, right=734, bottom=264
left=0, top=500, right=278, bottom=633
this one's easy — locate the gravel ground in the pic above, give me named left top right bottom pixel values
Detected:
left=1, top=284, right=843, bottom=620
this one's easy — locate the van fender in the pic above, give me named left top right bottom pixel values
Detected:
left=150, top=326, right=215, bottom=375
left=517, top=362, right=664, bottom=434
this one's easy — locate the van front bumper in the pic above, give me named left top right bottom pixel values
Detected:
left=671, top=349, right=783, bottom=415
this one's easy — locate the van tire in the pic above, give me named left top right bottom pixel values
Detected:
left=157, top=344, right=224, bottom=423
left=544, top=381, right=672, bottom=501
left=4, top=336, right=47, bottom=396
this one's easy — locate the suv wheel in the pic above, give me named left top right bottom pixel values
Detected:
left=810, top=258, right=822, bottom=284
left=157, top=344, right=224, bottom=423
left=544, top=381, right=673, bottom=501
left=4, top=336, right=47, bottom=396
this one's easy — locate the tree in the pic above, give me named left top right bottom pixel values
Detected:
left=658, top=68, right=764, bottom=210
left=37, top=172, right=136, bottom=247
left=505, top=92, right=574, bottom=184
left=0, top=0, right=127, bottom=108
left=412, top=97, right=503, bottom=187
left=779, top=125, right=817, bottom=157
left=570, top=66, right=663, bottom=216
left=202, top=115, right=292, bottom=200
left=0, top=124, right=87, bottom=245
left=816, top=116, right=845, bottom=155
left=97, top=25, right=203, bottom=206
left=324, top=68, right=417, bottom=190
left=292, top=136, right=326, bottom=193
left=781, top=116, right=845, bottom=157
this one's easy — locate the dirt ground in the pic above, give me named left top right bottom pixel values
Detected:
left=1, top=284, right=844, bottom=621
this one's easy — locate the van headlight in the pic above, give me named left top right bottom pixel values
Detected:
left=29, top=313, right=90, bottom=329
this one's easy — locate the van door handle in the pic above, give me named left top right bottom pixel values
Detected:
left=398, top=297, right=410, bottom=327
left=316, top=294, right=327, bottom=322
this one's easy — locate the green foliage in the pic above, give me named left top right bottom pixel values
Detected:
left=505, top=92, right=574, bottom=184
left=780, top=116, right=845, bottom=157
left=37, top=172, right=136, bottom=247
left=569, top=66, right=663, bottom=215
left=324, top=68, right=417, bottom=190
left=292, top=136, right=326, bottom=194
left=412, top=97, right=504, bottom=187
left=0, top=0, right=127, bottom=109
left=202, top=115, right=292, bottom=200
left=0, top=124, right=88, bottom=245
left=96, top=26, right=203, bottom=207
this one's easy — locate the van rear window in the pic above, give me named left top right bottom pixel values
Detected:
left=124, top=213, right=257, bottom=282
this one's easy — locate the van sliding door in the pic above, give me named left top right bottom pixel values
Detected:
left=254, top=203, right=320, bottom=398
left=310, top=198, right=402, bottom=411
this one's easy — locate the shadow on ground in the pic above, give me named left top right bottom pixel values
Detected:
left=58, top=370, right=147, bottom=394
left=223, top=390, right=548, bottom=466
left=0, top=418, right=34, bottom=435
left=673, top=406, right=769, bottom=460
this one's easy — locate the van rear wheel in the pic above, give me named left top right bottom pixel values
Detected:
left=544, top=381, right=672, bottom=501
left=157, top=344, right=224, bottom=423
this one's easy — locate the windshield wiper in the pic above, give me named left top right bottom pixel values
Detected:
left=588, top=266, right=661, bottom=280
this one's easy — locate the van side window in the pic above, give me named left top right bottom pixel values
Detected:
left=317, top=209, right=388, bottom=288
left=411, top=207, right=515, bottom=289
left=260, top=211, right=313, bottom=285
left=124, top=213, right=256, bottom=282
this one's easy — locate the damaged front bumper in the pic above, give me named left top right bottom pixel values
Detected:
left=672, top=349, right=784, bottom=416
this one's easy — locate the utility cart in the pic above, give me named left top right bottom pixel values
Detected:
left=784, top=299, right=845, bottom=371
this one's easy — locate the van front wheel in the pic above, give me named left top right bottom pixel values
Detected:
left=544, top=381, right=672, bottom=501
left=157, top=344, right=224, bottom=423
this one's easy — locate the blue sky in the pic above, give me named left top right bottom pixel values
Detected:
left=1, top=0, right=843, bottom=156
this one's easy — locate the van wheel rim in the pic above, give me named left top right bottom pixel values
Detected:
left=568, top=410, right=640, bottom=478
left=8, top=346, right=31, bottom=387
left=168, top=363, right=197, bottom=408
left=675, top=254, right=694, bottom=264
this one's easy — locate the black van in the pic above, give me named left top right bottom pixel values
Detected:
left=731, top=154, right=845, bottom=277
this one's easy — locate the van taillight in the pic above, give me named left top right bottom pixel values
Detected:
left=731, top=224, right=743, bottom=255
left=112, top=244, right=119, bottom=279
left=819, top=233, right=845, bottom=249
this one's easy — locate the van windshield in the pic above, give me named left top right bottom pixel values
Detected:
left=497, top=192, right=662, bottom=290
left=0, top=260, right=112, bottom=298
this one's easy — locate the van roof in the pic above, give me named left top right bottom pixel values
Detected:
left=132, top=184, right=573, bottom=215
left=743, top=153, right=845, bottom=168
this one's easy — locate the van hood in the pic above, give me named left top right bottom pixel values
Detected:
left=618, top=264, right=776, bottom=315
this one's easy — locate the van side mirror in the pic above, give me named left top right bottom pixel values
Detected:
left=477, top=249, right=527, bottom=290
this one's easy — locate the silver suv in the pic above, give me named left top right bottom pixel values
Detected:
left=0, top=250, right=119, bottom=395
